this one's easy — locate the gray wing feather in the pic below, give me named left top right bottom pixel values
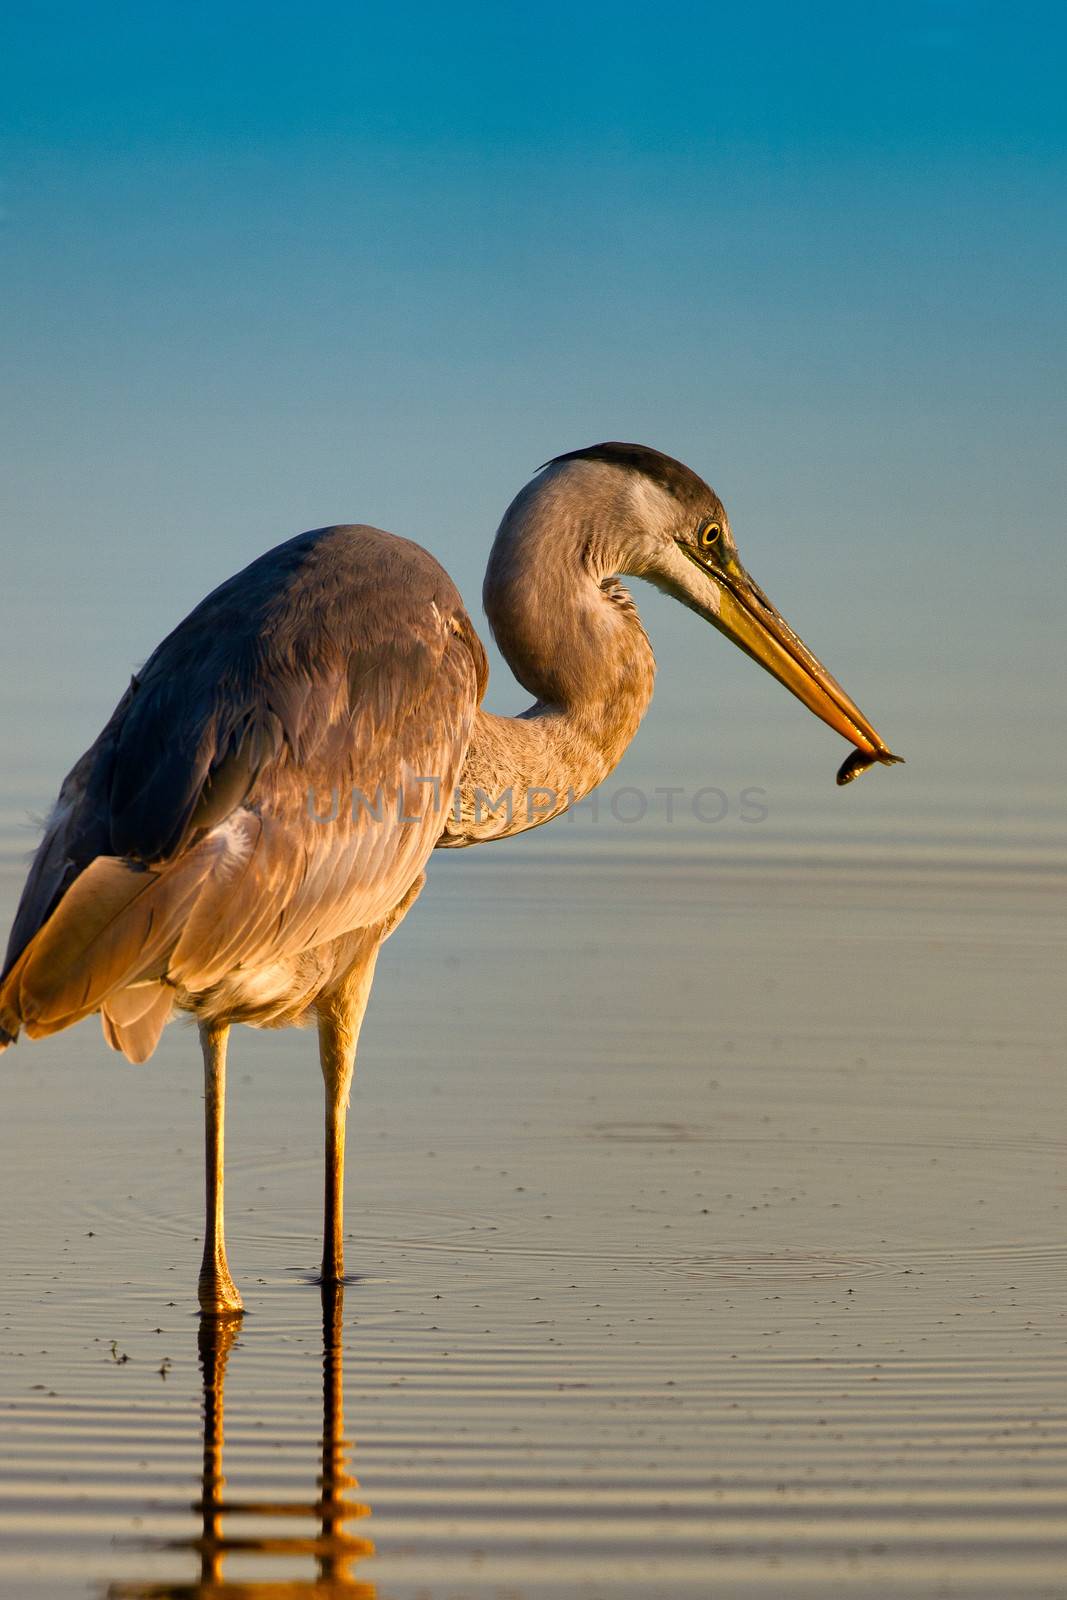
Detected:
left=3, top=525, right=486, bottom=992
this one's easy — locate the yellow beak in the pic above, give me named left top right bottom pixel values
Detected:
left=687, top=549, right=903, bottom=779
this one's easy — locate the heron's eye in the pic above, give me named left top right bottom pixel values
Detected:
left=698, top=521, right=721, bottom=550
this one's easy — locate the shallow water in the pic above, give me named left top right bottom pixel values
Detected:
left=1, top=844, right=1065, bottom=1598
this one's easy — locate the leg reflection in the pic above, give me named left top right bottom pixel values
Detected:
left=196, top=1310, right=239, bottom=1591
left=108, top=1283, right=376, bottom=1597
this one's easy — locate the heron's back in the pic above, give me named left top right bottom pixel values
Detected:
left=0, top=524, right=487, bottom=1059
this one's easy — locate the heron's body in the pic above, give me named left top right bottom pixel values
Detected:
left=0, top=444, right=900, bottom=1314
left=1, top=526, right=486, bottom=1044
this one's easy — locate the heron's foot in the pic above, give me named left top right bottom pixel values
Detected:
left=198, top=1260, right=244, bottom=1318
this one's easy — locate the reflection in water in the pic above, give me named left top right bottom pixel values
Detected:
left=108, top=1284, right=376, bottom=1598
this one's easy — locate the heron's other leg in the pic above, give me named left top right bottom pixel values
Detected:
left=198, top=1022, right=243, bottom=1317
left=318, top=945, right=380, bottom=1285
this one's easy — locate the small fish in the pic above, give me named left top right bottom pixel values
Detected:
left=836, top=748, right=905, bottom=786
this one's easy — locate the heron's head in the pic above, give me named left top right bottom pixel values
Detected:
left=524, top=442, right=902, bottom=774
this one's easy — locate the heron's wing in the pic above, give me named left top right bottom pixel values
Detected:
left=168, top=616, right=480, bottom=990
left=2, top=525, right=488, bottom=993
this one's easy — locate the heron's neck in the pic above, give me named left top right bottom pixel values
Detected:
left=440, top=530, right=655, bottom=846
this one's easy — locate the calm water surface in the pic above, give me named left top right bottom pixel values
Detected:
left=1, top=831, right=1064, bottom=1597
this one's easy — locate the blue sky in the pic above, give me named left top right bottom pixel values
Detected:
left=2, top=1, right=1065, bottom=861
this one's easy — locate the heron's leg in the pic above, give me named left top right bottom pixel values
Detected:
left=318, top=946, right=380, bottom=1284
left=198, top=1022, right=243, bottom=1317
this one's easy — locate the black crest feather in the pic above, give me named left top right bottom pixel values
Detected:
left=543, top=441, right=715, bottom=516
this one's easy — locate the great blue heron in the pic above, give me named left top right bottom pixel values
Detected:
left=0, top=443, right=900, bottom=1315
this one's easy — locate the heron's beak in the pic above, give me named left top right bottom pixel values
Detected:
left=679, top=544, right=902, bottom=769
